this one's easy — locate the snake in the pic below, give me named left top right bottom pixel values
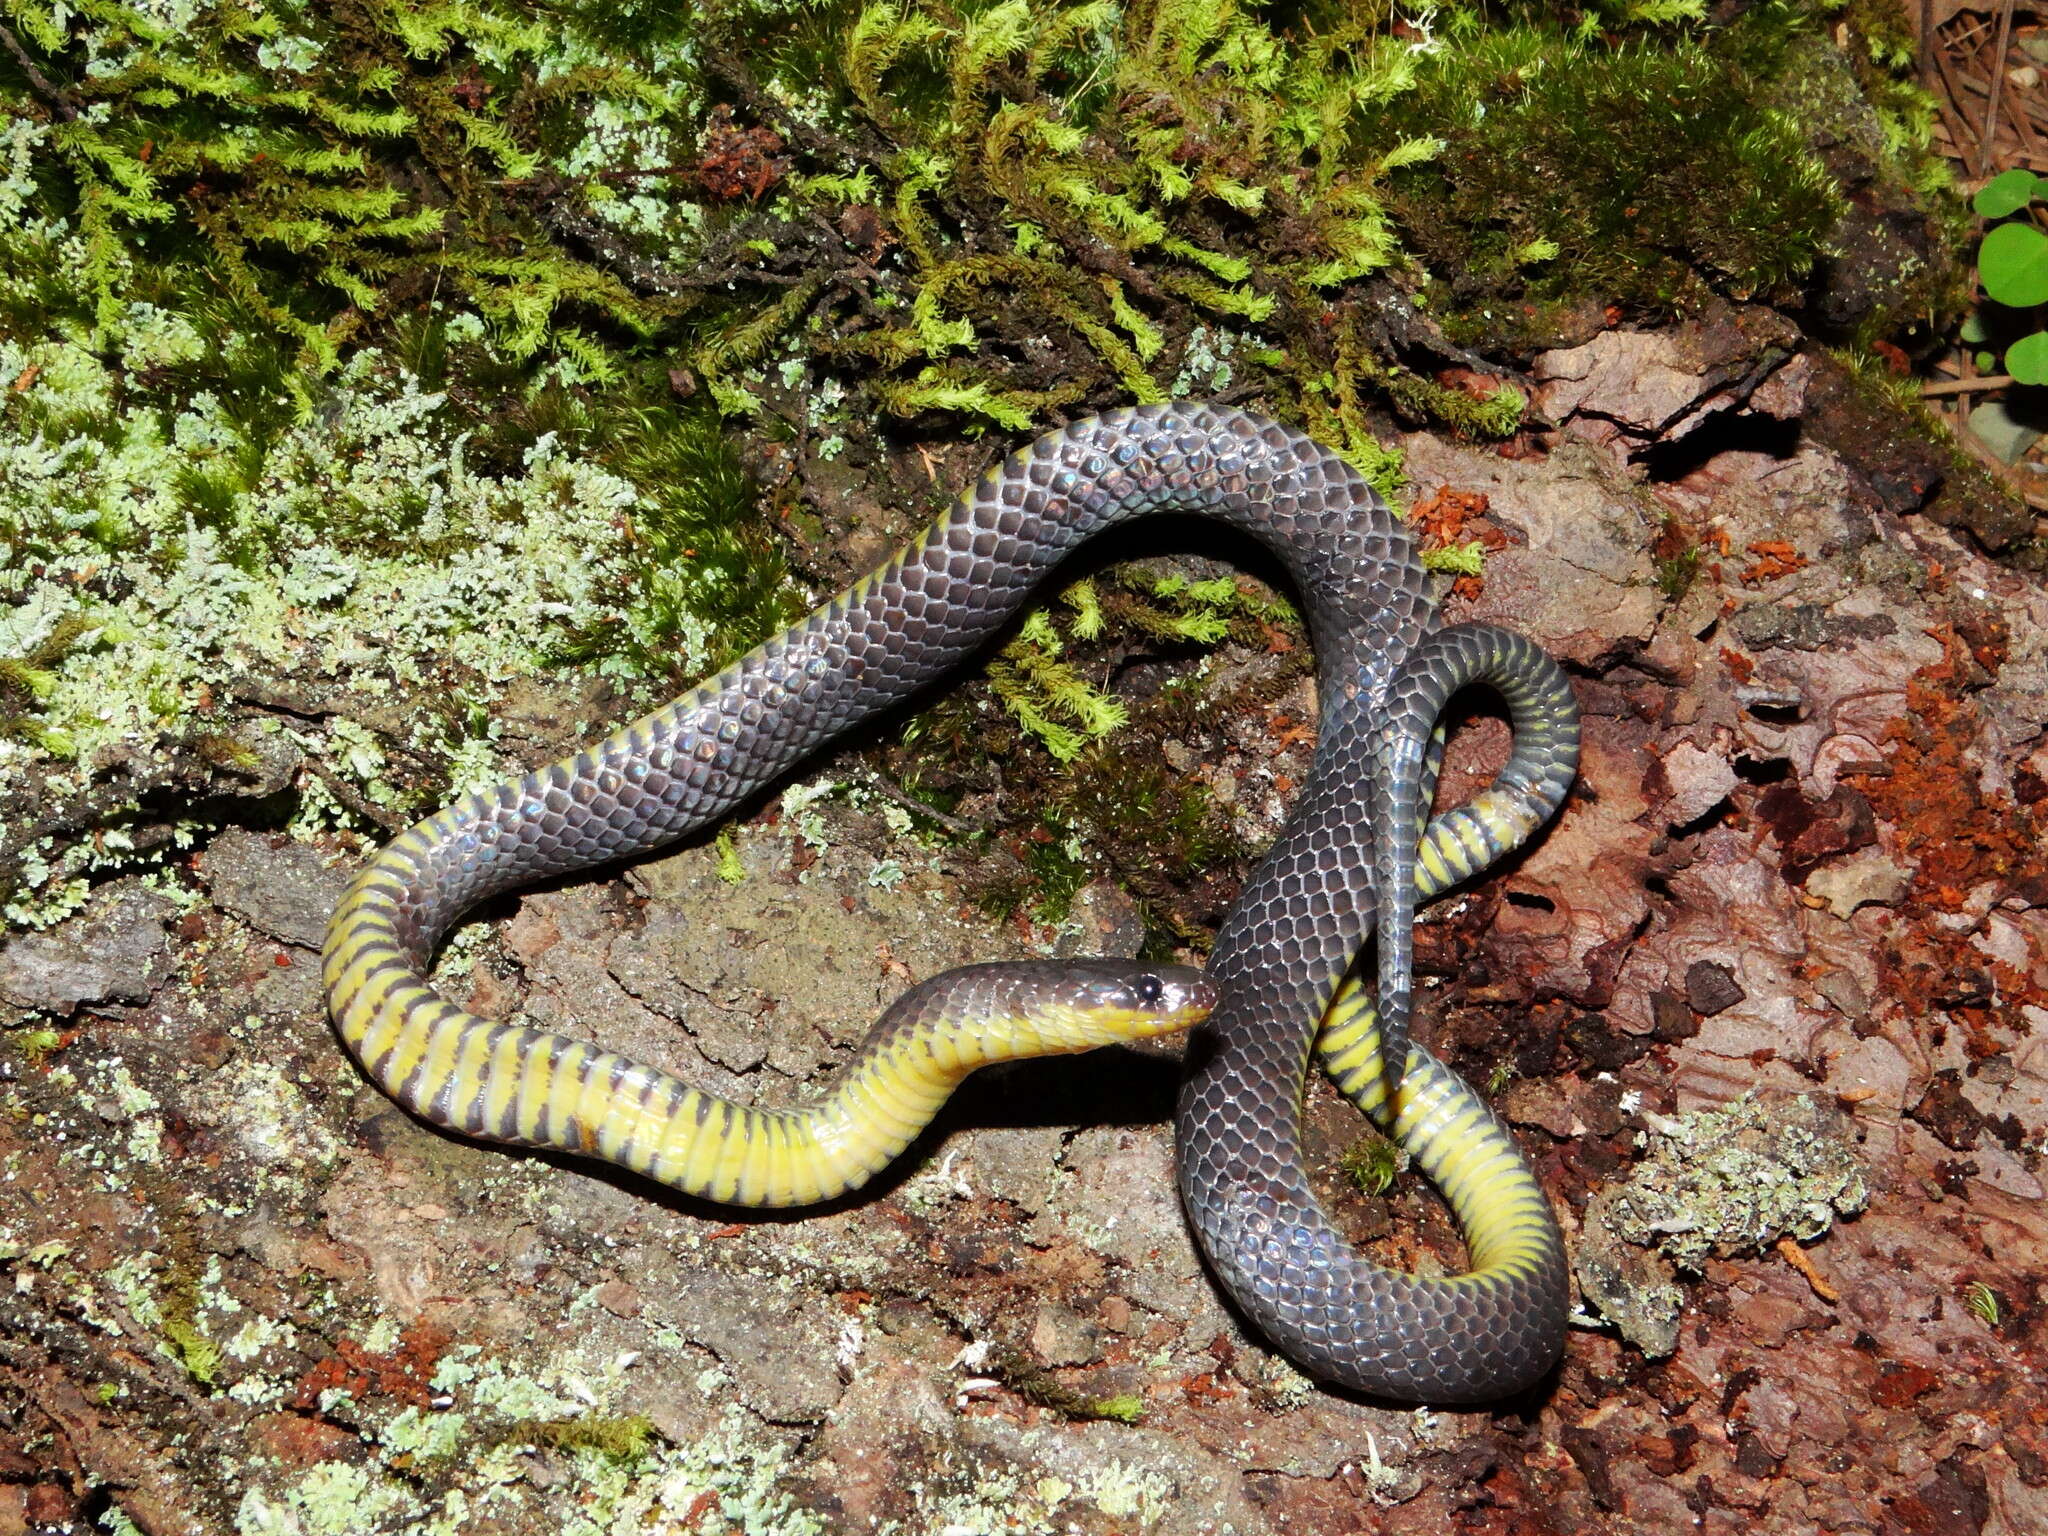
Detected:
left=321, top=402, right=1580, bottom=1403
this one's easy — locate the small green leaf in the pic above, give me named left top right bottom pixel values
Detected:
left=1973, top=168, right=2041, bottom=220
left=1960, top=312, right=1989, bottom=343
left=1980, top=222, right=2048, bottom=307
left=1976, top=351, right=1998, bottom=372
left=2006, top=330, right=2048, bottom=386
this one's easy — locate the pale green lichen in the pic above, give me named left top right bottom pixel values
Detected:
left=236, top=1461, right=411, bottom=1536
left=468, top=1361, right=581, bottom=1422
left=2, top=285, right=798, bottom=921
left=358, top=1313, right=404, bottom=1358
left=103, top=1253, right=165, bottom=1333
left=556, top=1404, right=822, bottom=1536
left=192, top=1060, right=342, bottom=1183
left=219, top=1332, right=827, bottom=1534
left=1607, top=1092, right=1867, bottom=1268
left=3, top=345, right=667, bottom=774
left=1076, top=1458, right=1174, bottom=1520
left=382, top=1405, right=470, bottom=1462
left=1576, top=1092, right=1868, bottom=1356
left=3, top=823, right=204, bottom=930
left=224, top=1313, right=298, bottom=1363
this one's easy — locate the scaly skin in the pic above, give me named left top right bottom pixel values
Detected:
left=322, top=402, right=1580, bottom=1402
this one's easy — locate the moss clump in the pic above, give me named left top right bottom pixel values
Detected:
left=1652, top=513, right=1701, bottom=602
left=1818, top=348, right=2035, bottom=559
left=157, top=1246, right=222, bottom=1387
left=689, top=0, right=1557, bottom=462
left=1, top=0, right=704, bottom=383
left=1339, top=1130, right=1401, bottom=1197
left=162, top=1314, right=223, bottom=1387
left=1962, top=1280, right=2001, bottom=1329
left=1375, top=3, right=1847, bottom=330
left=9, top=1027, right=65, bottom=1066
left=527, top=1412, right=659, bottom=1462
left=991, top=1347, right=1145, bottom=1422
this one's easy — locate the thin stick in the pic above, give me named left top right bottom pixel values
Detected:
left=0, top=22, right=77, bottom=120
left=1922, top=374, right=2016, bottom=397
left=1978, top=0, right=2019, bottom=177
left=1929, top=35, right=1985, bottom=162
left=856, top=772, right=986, bottom=839
left=303, top=756, right=407, bottom=834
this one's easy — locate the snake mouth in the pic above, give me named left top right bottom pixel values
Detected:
left=1127, top=964, right=1218, bottom=1026
left=1032, top=960, right=1217, bottom=1042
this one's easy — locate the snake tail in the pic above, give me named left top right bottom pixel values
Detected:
left=1315, top=977, right=1567, bottom=1354
left=1369, top=624, right=1582, bottom=1103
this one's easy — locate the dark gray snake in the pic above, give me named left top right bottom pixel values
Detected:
left=323, top=403, right=1579, bottom=1402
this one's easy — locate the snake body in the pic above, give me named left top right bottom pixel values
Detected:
left=332, top=957, right=1211, bottom=1207
left=322, top=402, right=1579, bottom=1402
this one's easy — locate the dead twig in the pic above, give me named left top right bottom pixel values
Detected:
left=302, top=755, right=407, bottom=834
left=1922, top=374, right=2017, bottom=397
left=1777, top=1236, right=1841, bottom=1303
left=856, top=771, right=987, bottom=840
left=1977, top=0, right=2019, bottom=178
left=0, top=22, right=78, bottom=121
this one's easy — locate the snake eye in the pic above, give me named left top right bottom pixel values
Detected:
left=1135, top=974, right=1165, bottom=1006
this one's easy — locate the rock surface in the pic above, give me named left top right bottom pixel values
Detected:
left=4, top=339, right=2047, bottom=1533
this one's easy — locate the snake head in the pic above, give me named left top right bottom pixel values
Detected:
left=1029, top=960, right=1217, bottom=1048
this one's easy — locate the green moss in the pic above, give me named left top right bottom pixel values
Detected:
left=1383, top=369, right=1524, bottom=440
left=163, top=1315, right=223, bottom=1387
left=1420, top=539, right=1486, bottom=578
left=987, top=607, right=1130, bottom=763
left=1653, top=514, right=1702, bottom=602
left=1339, top=1130, right=1401, bottom=1196
left=1021, top=817, right=1093, bottom=923
left=1056, top=753, right=1236, bottom=880
left=1824, top=347, right=2035, bottom=560
left=527, top=1412, right=659, bottom=1462
left=1963, top=1280, right=2001, bottom=1329
left=691, top=0, right=1504, bottom=447
left=713, top=828, right=747, bottom=884
left=1, top=0, right=701, bottom=381
left=10, top=1028, right=64, bottom=1067
left=1377, top=4, right=1847, bottom=325
left=992, top=1347, right=1146, bottom=1423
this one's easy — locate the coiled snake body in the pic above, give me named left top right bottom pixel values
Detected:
left=322, top=403, right=1579, bottom=1403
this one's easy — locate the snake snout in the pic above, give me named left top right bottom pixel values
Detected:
left=1089, top=966, right=1212, bottom=1040
left=1057, top=960, right=1215, bottom=1040
left=1138, top=964, right=1218, bottom=1028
